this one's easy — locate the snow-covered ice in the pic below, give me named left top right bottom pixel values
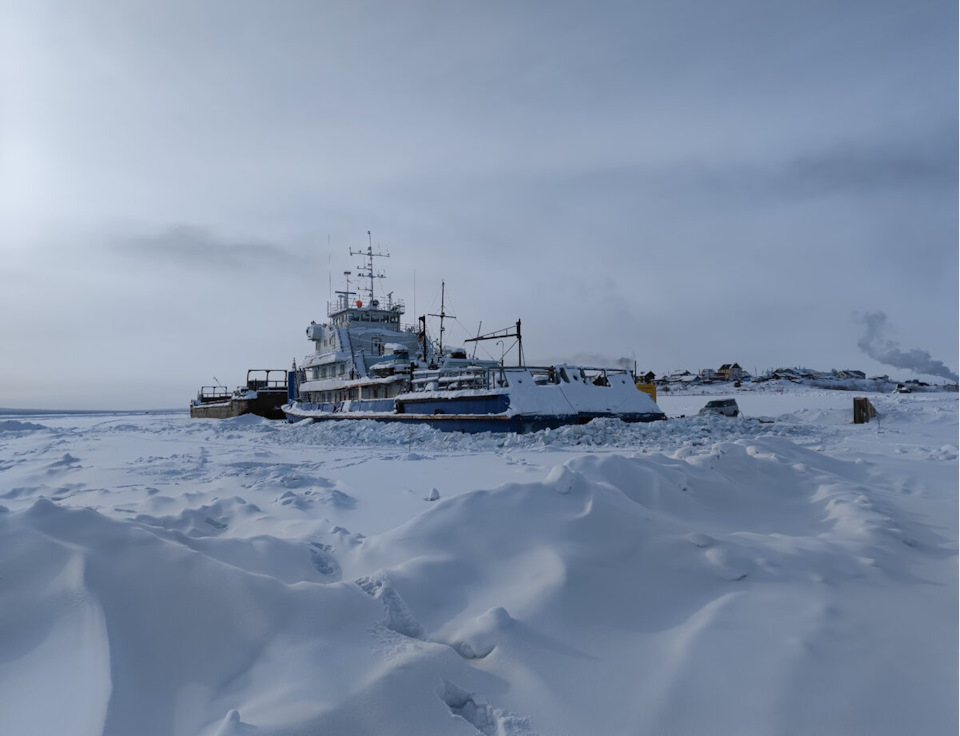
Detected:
left=0, top=388, right=956, bottom=735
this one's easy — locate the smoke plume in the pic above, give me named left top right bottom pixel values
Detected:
left=856, top=311, right=958, bottom=382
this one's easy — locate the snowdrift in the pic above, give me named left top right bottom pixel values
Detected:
left=0, top=391, right=956, bottom=735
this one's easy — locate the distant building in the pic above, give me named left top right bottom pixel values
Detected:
left=657, top=369, right=697, bottom=386
left=832, top=369, right=866, bottom=380
left=717, top=363, right=744, bottom=381
left=771, top=367, right=812, bottom=381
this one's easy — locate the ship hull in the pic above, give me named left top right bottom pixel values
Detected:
left=190, top=392, right=287, bottom=420
left=282, top=401, right=665, bottom=433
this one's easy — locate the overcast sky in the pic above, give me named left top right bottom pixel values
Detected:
left=1, top=0, right=957, bottom=409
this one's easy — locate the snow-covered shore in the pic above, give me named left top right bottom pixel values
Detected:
left=1, top=388, right=956, bottom=736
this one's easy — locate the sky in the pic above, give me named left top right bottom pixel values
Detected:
left=1, top=0, right=957, bottom=409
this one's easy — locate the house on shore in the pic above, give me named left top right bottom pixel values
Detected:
left=717, top=363, right=745, bottom=381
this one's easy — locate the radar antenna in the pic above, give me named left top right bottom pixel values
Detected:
left=335, top=271, right=356, bottom=310
left=349, top=230, right=390, bottom=306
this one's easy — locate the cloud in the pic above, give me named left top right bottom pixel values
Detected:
left=633, top=128, right=959, bottom=204
left=774, top=131, right=959, bottom=198
left=856, top=311, right=958, bottom=382
left=112, top=225, right=309, bottom=272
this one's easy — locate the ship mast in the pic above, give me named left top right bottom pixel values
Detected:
left=334, top=271, right=355, bottom=310
left=428, top=280, right=455, bottom=356
left=350, top=231, right=389, bottom=306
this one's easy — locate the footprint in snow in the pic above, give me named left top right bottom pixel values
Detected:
left=438, top=680, right=539, bottom=736
left=355, top=572, right=425, bottom=640
left=308, top=542, right=339, bottom=576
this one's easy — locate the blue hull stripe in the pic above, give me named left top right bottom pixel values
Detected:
left=283, top=408, right=665, bottom=433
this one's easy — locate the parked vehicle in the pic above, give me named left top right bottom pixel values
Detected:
left=699, top=398, right=740, bottom=417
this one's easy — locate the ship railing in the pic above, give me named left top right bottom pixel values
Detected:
left=326, top=299, right=407, bottom=318
left=499, top=365, right=633, bottom=387
left=410, top=365, right=493, bottom=392
left=407, top=364, right=634, bottom=393
left=245, top=369, right=288, bottom=391
left=196, top=386, right=232, bottom=402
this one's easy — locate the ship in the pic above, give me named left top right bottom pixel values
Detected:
left=283, top=237, right=665, bottom=432
left=190, top=369, right=289, bottom=420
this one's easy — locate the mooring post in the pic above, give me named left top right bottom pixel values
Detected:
left=853, top=396, right=876, bottom=424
